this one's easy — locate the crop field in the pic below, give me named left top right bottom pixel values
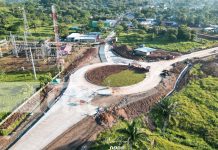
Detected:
left=0, top=82, right=39, bottom=122
left=102, top=70, right=145, bottom=87
left=117, top=32, right=218, bottom=53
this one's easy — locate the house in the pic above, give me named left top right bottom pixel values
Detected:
left=137, top=18, right=146, bottom=22
left=67, top=33, right=82, bottom=42
left=67, top=32, right=100, bottom=43
left=126, top=13, right=135, bottom=20
left=205, top=25, right=218, bottom=33
left=133, top=47, right=157, bottom=56
left=105, top=19, right=117, bottom=27
left=162, top=21, right=178, bottom=27
left=74, top=36, right=97, bottom=43
left=204, top=27, right=215, bottom=32
left=140, top=18, right=156, bottom=26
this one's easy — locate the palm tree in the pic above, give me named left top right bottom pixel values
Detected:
left=116, top=120, right=149, bottom=150
left=156, top=99, right=179, bottom=131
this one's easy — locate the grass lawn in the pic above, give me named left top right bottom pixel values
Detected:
left=102, top=70, right=145, bottom=87
left=0, top=72, right=52, bottom=121
left=0, top=82, right=39, bottom=122
left=117, top=32, right=218, bottom=53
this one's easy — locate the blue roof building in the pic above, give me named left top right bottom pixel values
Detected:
left=134, top=47, right=157, bottom=56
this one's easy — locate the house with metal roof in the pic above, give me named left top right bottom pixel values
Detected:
left=133, top=47, right=157, bottom=56
left=67, top=32, right=99, bottom=43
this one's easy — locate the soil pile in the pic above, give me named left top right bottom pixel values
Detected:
left=86, top=65, right=128, bottom=85
left=112, top=45, right=141, bottom=60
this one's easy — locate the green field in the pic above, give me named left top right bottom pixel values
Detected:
left=0, top=72, right=53, bottom=122
left=0, top=82, right=39, bottom=122
left=92, top=65, right=218, bottom=149
left=0, top=72, right=51, bottom=82
left=102, top=70, right=145, bottom=87
left=117, top=32, right=218, bottom=53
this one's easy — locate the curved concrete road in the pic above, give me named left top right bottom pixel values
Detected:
left=10, top=41, right=218, bottom=149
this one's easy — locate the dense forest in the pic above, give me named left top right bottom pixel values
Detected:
left=0, top=0, right=218, bottom=39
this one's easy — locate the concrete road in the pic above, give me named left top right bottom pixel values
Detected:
left=10, top=43, right=218, bottom=149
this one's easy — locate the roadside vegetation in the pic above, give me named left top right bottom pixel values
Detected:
left=116, top=29, right=218, bottom=53
left=102, top=70, right=145, bottom=87
left=0, top=71, right=53, bottom=82
left=92, top=62, right=218, bottom=149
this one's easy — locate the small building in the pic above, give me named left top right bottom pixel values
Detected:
left=162, top=21, right=178, bottom=27
left=74, top=36, right=97, bottom=43
left=133, top=47, right=157, bottom=56
left=126, top=13, right=135, bottom=20
left=67, top=32, right=100, bottom=43
left=204, top=25, right=218, bottom=33
left=67, top=33, right=82, bottom=42
left=105, top=19, right=117, bottom=27
left=140, top=18, right=156, bottom=26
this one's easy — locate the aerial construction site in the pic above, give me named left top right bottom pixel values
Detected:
left=0, top=0, right=218, bottom=150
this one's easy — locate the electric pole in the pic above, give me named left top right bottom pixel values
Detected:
left=29, top=47, right=37, bottom=80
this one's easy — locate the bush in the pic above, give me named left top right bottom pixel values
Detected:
left=38, top=73, right=52, bottom=87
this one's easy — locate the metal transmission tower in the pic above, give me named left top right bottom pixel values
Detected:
left=22, top=7, right=37, bottom=80
left=22, top=7, right=30, bottom=60
left=10, top=32, right=19, bottom=57
left=51, top=5, right=60, bottom=60
left=52, top=5, right=64, bottom=71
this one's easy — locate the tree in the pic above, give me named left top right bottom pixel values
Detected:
left=115, top=25, right=124, bottom=36
left=39, top=73, right=52, bottom=87
left=59, top=23, right=69, bottom=37
left=167, top=28, right=178, bottom=41
left=116, top=120, right=149, bottom=150
left=151, top=99, right=179, bottom=132
left=177, top=25, right=191, bottom=41
left=97, top=20, right=104, bottom=31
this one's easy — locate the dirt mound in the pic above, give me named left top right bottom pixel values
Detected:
left=112, top=45, right=141, bottom=60
left=86, top=65, right=128, bottom=85
left=147, top=50, right=181, bottom=61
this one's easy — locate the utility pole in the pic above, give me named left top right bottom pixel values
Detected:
left=22, top=7, right=30, bottom=60
left=10, top=32, right=19, bottom=57
left=29, top=47, right=37, bottom=80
